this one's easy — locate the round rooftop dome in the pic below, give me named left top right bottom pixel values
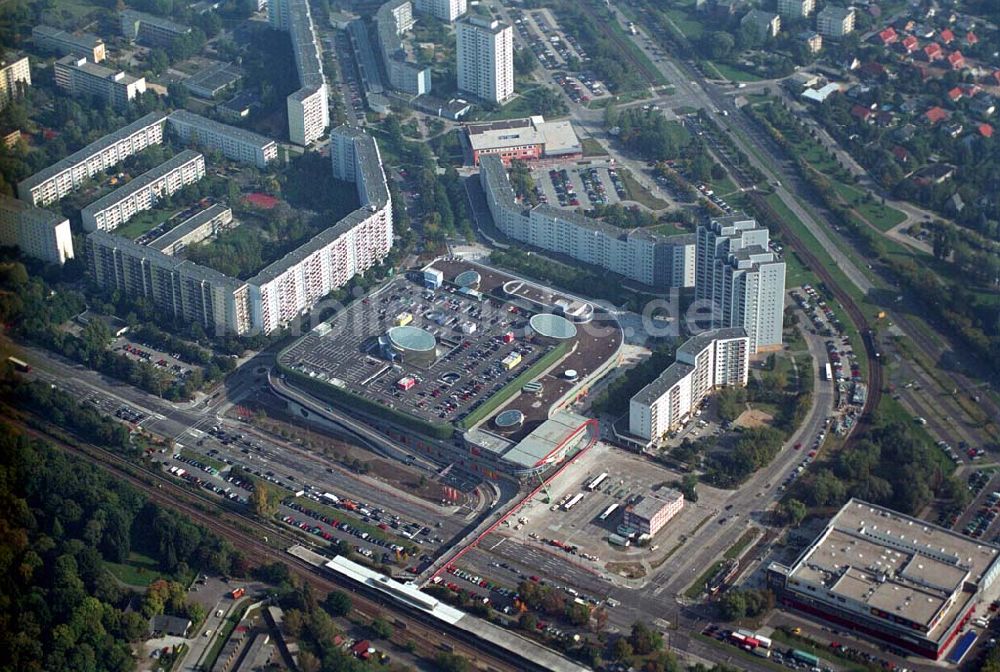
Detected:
left=495, top=409, right=525, bottom=430
left=529, top=313, right=578, bottom=341
left=387, top=326, right=437, bottom=366
left=454, top=270, right=481, bottom=289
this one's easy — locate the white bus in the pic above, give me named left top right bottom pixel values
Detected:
left=823, top=363, right=832, bottom=381
left=587, top=472, right=609, bottom=491
left=322, top=492, right=340, bottom=505
left=563, top=493, right=584, bottom=511
left=599, top=503, right=619, bottom=521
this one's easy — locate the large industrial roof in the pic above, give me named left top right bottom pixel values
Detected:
left=387, top=325, right=436, bottom=352
left=501, top=411, right=591, bottom=468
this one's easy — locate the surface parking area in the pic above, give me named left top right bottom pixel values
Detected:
left=532, top=164, right=626, bottom=210
left=279, top=273, right=558, bottom=425
left=115, top=336, right=196, bottom=381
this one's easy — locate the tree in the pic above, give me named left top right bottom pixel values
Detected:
left=630, top=621, right=663, bottom=655
left=612, top=636, right=634, bottom=661
left=250, top=481, right=277, bottom=519
left=435, top=653, right=470, bottom=672
left=322, top=590, right=352, bottom=617
left=783, top=498, right=807, bottom=527
left=370, top=617, right=393, bottom=639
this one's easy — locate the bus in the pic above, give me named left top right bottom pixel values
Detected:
left=322, top=492, right=340, bottom=505
left=563, top=493, right=584, bottom=511
left=599, top=503, right=619, bottom=521
left=587, top=472, right=609, bottom=491
left=7, top=356, right=30, bottom=372
left=822, top=363, right=832, bottom=381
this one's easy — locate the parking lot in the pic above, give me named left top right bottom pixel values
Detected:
left=279, top=273, right=561, bottom=426
left=114, top=336, right=197, bottom=382
left=531, top=164, right=626, bottom=209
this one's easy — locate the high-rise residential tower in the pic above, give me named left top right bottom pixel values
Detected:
left=456, top=16, right=513, bottom=104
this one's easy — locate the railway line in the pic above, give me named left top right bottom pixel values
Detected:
left=9, top=414, right=533, bottom=672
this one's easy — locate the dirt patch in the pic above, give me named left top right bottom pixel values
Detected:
left=230, top=396, right=454, bottom=504
left=734, top=408, right=773, bottom=428
left=605, top=561, right=647, bottom=579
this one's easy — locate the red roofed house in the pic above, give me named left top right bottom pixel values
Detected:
left=892, top=146, right=909, bottom=163
left=877, top=27, right=898, bottom=45
left=947, top=87, right=963, bottom=102
left=966, top=32, right=978, bottom=46
left=851, top=104, right=874, bottom=122
left=900, top=35, right=919, bottom=53
left=925, top=106, right=949, bottom=124
left=938, top=28, right=954, bottom=44
left=923, top=43, right=943, bottom=61
left=979, top=123, right=994, bottom=138
left=948, top=51, right=965, bottom=70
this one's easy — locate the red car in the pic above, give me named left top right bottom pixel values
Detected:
left=794, top=442, right=802, bottom=450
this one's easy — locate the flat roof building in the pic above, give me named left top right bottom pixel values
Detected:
left=87, top=230, right=253, bottom=336
left=0, top=56, right=31, bottom=110
left=81, top=150, right=206, bottom=232
left=464, top=411, right=596, bottom=476
left=54, top=56, right=145, bottom=110
left=624, top=489, right=684, bottom=536
left=768, top=499, right=1000, bottom=659
left=268, top=0, right=330, bottom=145
left=32, top=25, right=106, bottom=63
left=479, top=154, right=694, bottom=289
left=696, top=214, right=785, bottom=353
left=17, top=111, right=168, bottom=207
left=182, top=61, right=241, bottom=99
left=166, top=110, right=277, bottom=169
left=629, top=327, right=749, bottom=442
left=456, top=16, right=513, bottom=105
left=375, top=0, right=432, bottom=96
left=147, top=203, right=233, bottom=255
left=0, top=194, right=74, bottom=265
left=465, top=116, right=581, bottom=165
left=414, top=0, right=465, bottom=22
left=120, top=9, right=191, bottom=47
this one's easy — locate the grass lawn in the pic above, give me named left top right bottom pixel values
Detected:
left=663, top=7, right=705, bottom=39
left=709, top=173, right=738, bottom=197
left=104, top=550, right=167, bottom=587
left=723, top=528, right=759, bottom=560
left=652, top=221, right=689, bottom=237
left=619, top=168, right=669, bottom=210
left=673, top=105, right=698, bottom=116
left=116, top=208, right=179, bottom=241
left=581, top=137, right=609, bottom=157
left=877, top=396, right=955, bottom=475
left=685, top=560, right=723, bottom=599
left=783, top=248, right=817, bottom=288
left=709, top=62, right=764, bottom=82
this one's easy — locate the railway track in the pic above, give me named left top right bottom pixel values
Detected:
left=10, top=415, right=528, bottom=672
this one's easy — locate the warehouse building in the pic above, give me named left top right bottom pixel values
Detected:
left=767, top=499, right=1000, bottom=659
left=17, top=112, right=168, bottom=207
left=629, top=327, right=749, bottom=443
left=32, top=25, right=106, bottom=63
left=81, top=150, right=206, bottom=232
left=0, top=194, right=75, bottom=264
left=623, top=489, right=684, bottom=536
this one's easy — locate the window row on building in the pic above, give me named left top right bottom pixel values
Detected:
left=478, top=154, right=695, bottom=289
left=0, top=194, right=75, bottom=265
left=268, top=0, right=330, bottom=145
left=166, top=109, right=278, bottom=169
left=54, top=56, right=146, bottom=111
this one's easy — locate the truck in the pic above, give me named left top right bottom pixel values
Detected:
left=563, top=493, right=584, bottom=511
left=753, top=647, right=771, bottom=658
left=791, top=649, right=820, bottom=667
left=7, top=356, right=30, bottom=372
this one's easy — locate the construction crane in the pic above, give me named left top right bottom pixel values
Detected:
left=536, top=472, right=551, bottom=504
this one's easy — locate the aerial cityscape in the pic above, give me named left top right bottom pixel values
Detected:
left=0, top=0, right=998, bottom=671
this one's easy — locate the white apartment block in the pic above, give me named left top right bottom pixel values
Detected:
left=742, top=10, right=781, bottom=39
left=696, top=214, right=786, bottom=353
left=86, top=231, right=253, bottom=336
left=414, top=0, right=466, bottom=22
left=81, top=150, right=206, bottom=232
left=0, top=56, right=31, bottom=109
left=817, top=5, right=855, bottom=38
left=166, top=110, right=277, bottom=169
left=629, top=328, right=749, bottom=442
left=54, top=56, right=145, bottom=110
left=777, top=0, right=814, bottom=19
left=269, top=0, right=330, bottom=144
left=479, top=155, right=694, bottom=289
left=376, top=0, right=433, bottom=96
left=17, top=111, right=168, bottom=207
left=33, top=25, right=106, bottom=63
left=120, top=9, right=191, bottom=48
left=249, top=126, right=392, bottom=334
left=0, top=195, right=75, bottom=265
left=456, top=16, right=513, bottom=104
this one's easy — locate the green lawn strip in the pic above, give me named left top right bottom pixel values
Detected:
left=200, top=607, right=245, bottom=671
left=684, top=560, right=723, bottom=599
left=104, top=550, right=167, bottom=587
left=652, top=222, right=689, bottom=236
left=116, top=207, right=178, bottom=241
left=709, top=173, right=737, bottom=197
left=581, top=137, right=609, bottom=156
left=605, top=20, right=667, bottom=87
left=288, top=496, right=419, bottom=554
left=458, top=341, right=569, bottom=429
left=619, top=168, right=669, bottom=210
left=709, top=61, right=763, bottom=82
left=723, top=528, right=759, bottom=560
left=663, top=8, right=705, bottom=39
left=673, top=105, right=699, bottom=116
